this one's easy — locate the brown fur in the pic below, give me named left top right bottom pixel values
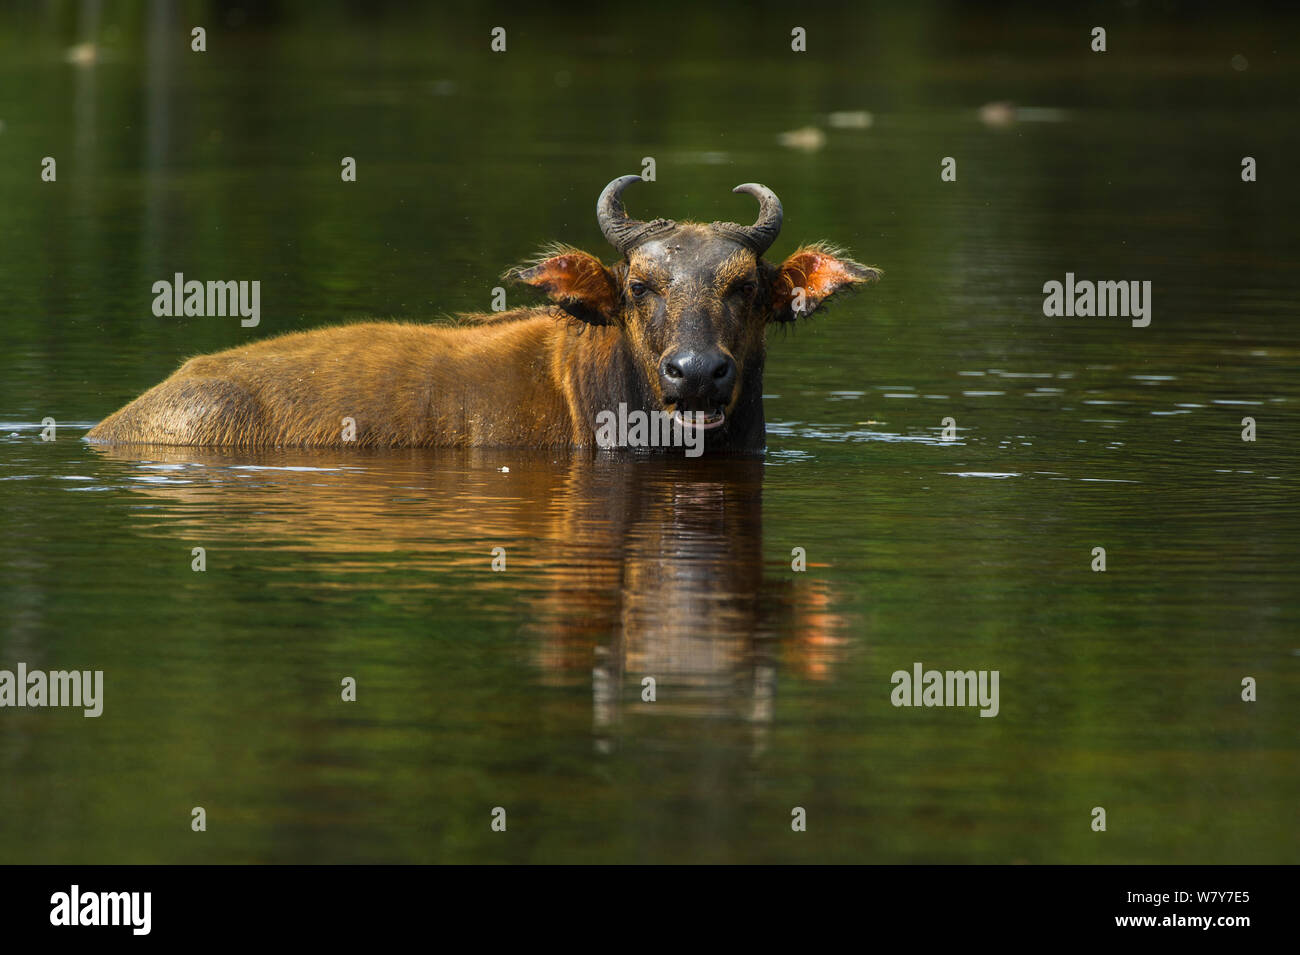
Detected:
left=87, top=227, right=879, bottom=451
left=87, top=312, right=630, bottom=449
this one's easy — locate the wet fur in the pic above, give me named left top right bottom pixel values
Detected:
left=88, top=224, right=878, bottom=452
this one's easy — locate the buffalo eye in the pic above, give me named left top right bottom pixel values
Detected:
left=731, top=280, right=757, bottom=298
left=629, top=280, right=652, bottom=299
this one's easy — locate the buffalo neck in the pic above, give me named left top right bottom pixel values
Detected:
left=551, top=318, right=766, bottom=453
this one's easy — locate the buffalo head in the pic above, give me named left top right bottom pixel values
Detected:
left=511, top=176, right=880, bottom=446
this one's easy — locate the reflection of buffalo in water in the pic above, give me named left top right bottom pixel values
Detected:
left=90, top=444, right=846, bottom=750
left=533, top=457, right=845, bottom=753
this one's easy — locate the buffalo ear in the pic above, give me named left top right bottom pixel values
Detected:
left=508, top=247, right=619, bottom=326
left=769, top=244, right=881, bottom=323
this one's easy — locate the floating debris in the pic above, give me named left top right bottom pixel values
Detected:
left=979, top=102, right=1068, bottom=126
left=828, top=110, right=873, bottom=129
left=978, top=101, right=1016, bottom=128
left=63, top=43, right=98, bottom=67
left=778, top=126, right=826, bottom=152
left=678, top=150, right=730, bottom=165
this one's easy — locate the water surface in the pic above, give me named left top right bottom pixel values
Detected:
left=1, top=4, right=1296, bottom=863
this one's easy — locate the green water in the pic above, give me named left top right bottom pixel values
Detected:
left=1, top=3, right=1296, bottom=863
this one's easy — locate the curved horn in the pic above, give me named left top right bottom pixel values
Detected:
left=715, top=182, right=783, bottom=255
left=596, top=175, right=675, bottom=255
left=596, top=175, right=649, bottom=254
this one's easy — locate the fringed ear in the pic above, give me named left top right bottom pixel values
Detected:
left=770, top=244, right=881, bottom=323
left=507, top=246, right=619, bottom=326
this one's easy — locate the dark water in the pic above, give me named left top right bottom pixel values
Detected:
left=1, top=4, right=1297, bottom=863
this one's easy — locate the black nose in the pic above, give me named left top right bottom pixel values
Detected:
left=659, top=348, right=736, bottom=402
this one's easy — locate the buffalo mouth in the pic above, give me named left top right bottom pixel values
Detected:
left=668, top=399, right=727, bottom=431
